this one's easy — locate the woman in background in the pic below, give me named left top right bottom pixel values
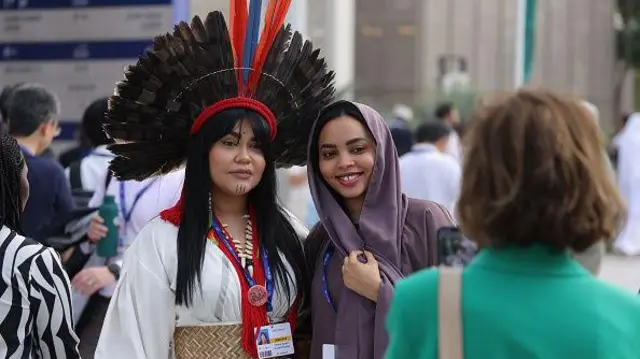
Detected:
left=386, top=90, right=640, bottom=359
left=0, top=128, right=80, bottom=358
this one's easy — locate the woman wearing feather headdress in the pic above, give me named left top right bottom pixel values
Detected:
left=93, top=1, right=334, bottom=358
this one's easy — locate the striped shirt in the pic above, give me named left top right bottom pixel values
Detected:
left=0, top=225, right=79, bottom=358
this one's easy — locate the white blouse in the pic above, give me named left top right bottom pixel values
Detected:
left=94, top=215, right=306, bottom=359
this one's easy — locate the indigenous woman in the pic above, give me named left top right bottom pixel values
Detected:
left=303, top=101, right=472, bottom=359
left=93, top=2, right=334, bottom=358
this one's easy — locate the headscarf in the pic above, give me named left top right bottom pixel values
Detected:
left=307, top=100, right=408, bottom=359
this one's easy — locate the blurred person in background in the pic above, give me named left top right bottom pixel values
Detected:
left=386, top=90, right=639, bottom=359
left=71, top=167, right=185, bottom=358
left=400, top=122, right=461, bottom=213
left=434, top=102, right=462, bottom=163
left=0, top=128, right=80, bottom=358
left=389, top=104, right=414, bottom=157
left=60, top=98, right=111, bottom=169
left=284, top=165, right=313, bottom=221
left=64, top=98, right=114, bottom=194
left=613, top=113, right=640, bottom=256
left=1, top=83, right=56, bottom=159
left=6, top=84, right=75, bottom=239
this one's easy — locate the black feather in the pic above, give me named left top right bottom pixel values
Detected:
left=105, top=11, right=334, bottom=180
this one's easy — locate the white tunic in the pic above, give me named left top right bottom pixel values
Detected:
left=95, top=215, right=305, bottom=359
left=614, top=113, right=640, bottom=255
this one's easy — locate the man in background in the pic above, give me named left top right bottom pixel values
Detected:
left=7, top=84, right=74, bottom=239
left=389, top=104, right=414, bottom=157
left=399, top=121, right=461, bottom=213
left=435, top=102, right=463, bottom=162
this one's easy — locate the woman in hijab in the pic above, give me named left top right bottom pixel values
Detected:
left=613, top=113, right=640, bottom=256
left=302, top=101, right=465, bottom=359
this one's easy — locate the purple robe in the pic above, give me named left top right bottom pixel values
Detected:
left=305, top=101, right=456, bottom=359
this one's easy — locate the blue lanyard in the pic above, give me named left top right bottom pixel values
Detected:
left=119, top=180, right=156, bottom=230
left=322, top=245, right=336, bottom=312
left=210, top=215, right=274, bottom=312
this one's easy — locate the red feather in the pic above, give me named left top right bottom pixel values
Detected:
left=230, top=0, right=249, bottom=92
left=247, top=0, right=292, bottom=94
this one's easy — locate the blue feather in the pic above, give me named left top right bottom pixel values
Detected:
left=242, top=0, right=263, bottom=84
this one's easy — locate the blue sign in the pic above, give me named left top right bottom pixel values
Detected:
left=0, top=0, right=172, bottom=10
left=0, top=41, right=151, bottom=61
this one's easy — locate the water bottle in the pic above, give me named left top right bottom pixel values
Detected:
left=97, top=195, right=119, bottom=258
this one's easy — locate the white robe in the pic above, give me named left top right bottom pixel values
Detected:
left=614, top=113, right=640, bottom=255
left=94, top=215, right=306, bottom=359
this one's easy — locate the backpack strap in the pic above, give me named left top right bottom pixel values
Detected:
left=438, top=267, right=463, bottom=359
left=69, top=160, right=83, bottom=190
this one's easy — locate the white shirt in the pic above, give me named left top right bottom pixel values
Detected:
left=95, top=215, right=305, bottom=359
left=64, top=145, right=115, bottom=192
left=444, top=130, right=463, bottom=163
left=284, top=165, right=312, bottom=221
left=399, top=143, right=462, bottom=213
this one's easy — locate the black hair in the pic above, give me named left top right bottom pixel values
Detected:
left=415, top=121, right=451, bottom=143
left=6, top=84, right=60, bottom=137
left=81, top=98, right=111, bottom=147
left=175, top=108, right=306, bottom=307
left=434, top=102, right=454, bottom=120
left=0, top=128, right=25, bottom=234
left=0, top=83, right=24, bottom=121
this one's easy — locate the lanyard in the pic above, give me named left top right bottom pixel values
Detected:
left=322, top=245, right=336, bottom=312
left=119, top=179, right=157, bottom=230
left=209, top=215, right=274, bottom=312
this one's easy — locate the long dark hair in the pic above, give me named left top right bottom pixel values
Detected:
left=176, top=108, right=306, bottom=306
left=0, top=129, right=25, bottom=234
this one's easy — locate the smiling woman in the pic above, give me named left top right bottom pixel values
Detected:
left=303, top=100, right=461, bottom=359
left=317, top=114, right=376, bottom=220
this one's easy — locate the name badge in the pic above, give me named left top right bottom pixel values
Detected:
left=255, top=322, right=295, bottom=359
left=322, top=344, right=335, bottom=359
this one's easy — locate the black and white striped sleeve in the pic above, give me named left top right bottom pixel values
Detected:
left=29, top=248, right=80, bottom=359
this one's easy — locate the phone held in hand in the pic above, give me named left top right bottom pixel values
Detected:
left=437, top=226, right=465, bottom=266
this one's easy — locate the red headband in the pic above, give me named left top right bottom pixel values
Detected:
left=190, top=97, right=277, bottom=140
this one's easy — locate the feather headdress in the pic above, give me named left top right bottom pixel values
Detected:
left=104, top=0, right=335, bottom=181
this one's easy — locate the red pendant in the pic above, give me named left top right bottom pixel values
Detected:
left=248, top=285, right=268, bottom=307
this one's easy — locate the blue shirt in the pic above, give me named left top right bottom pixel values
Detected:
left=21, top=147, right=75, bottom=239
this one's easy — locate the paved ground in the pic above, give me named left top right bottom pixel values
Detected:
left=599, top=254, right=640, bottom=293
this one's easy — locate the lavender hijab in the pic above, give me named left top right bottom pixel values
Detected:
left=307, top=101, right=414, bottom=359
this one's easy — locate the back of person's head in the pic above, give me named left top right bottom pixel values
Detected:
left=0, top=128, right=28, bottom=233
left=6, top=84, right=60, bottom=138
left=82, top=97, right=111, bottom=147
left=392, top=104, right=414, bottom=122
left=458, top=89, right=625, bottom=252
left=434, top=102, right=454, bottom=120
left=415, top=121, right=451, bottom=144
left=0, top=83, right=25, bottom=121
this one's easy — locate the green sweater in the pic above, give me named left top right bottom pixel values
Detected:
left=385, top=245, right=640, bottom=359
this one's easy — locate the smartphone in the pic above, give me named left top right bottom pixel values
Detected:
left=437, top=226, right=464, bottom=265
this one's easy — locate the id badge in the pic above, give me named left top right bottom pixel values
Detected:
left=255, top=322, right=295, bottom=359
left=322, top=344, right=335, bottom=359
